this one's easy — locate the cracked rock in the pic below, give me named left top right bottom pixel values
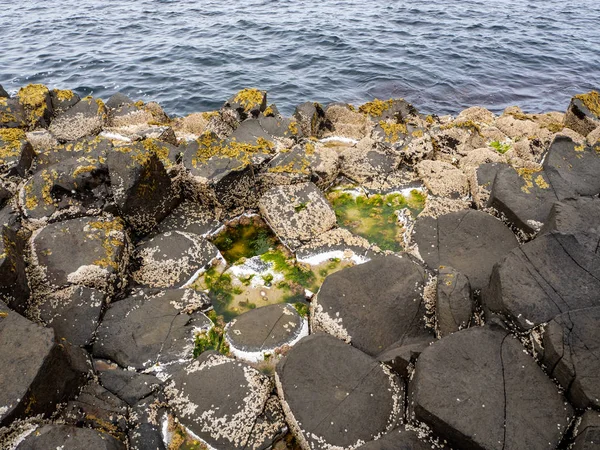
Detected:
left=413, top=209, right=518, bottom=291
left=485, top=232, right=600, bottom=330
left=356, top=424, right=447, bottom=449
left=541, top=306, right=600, bottom=409
left=572, top=410, right=600, bottom=450
left=93, top=289, right=212, bottom=370
left=275, top=333, right=403, bottom=450
left=540, top=197, right=600, bottom=251
left=311, top=255, right=431, bottom=357
left=98, top=364, right=162, bottom=406
left=165, top=351, right=275, bottom=449
left=153, top=199, right=222, bottom=237
left=436, top=266, right=473, bottom=337
left=409, top=326, right=573, bottom=450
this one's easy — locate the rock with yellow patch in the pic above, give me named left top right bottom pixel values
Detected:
left=0, top=97, right=27, bottom=128
left=416, top=160, right=468, bottom=199
left=29, top=215, right=129, bottom=296
left=182, top=131, right=274, bottom=218
left=565, top=90, right=600, bottom=137
left=224, top=88, right=268, bottom=121
left=17, top=84, right=54, bottom=129
left=107, top=139, right=181, bottom=235
left=258, top=182, right=337, bottom=250
left=324, top=103, right=371, bottom=140
left=0, top=205, right=30, bottom=312
left=359, top=97, right=418, bottom=122
left=132, top=231, right=219, bottom=288
left=50, top=88, right=81, bottom=115
left=165, top=351, right=278, bottom=449
left=18, top=155, right=111, bottom=224
left=49, top=96, right=106, bottom=142
left=0, top=301, right=86, bottom=427
left=293, top=101, right=332, bottom=138
left=35, top=134, right=111, bottom=170
left=587, top=124, right=600, bottom=146
left=0, top=128, right=35, bottom=177
left=542, top=135, right=600, bottom=199
left=93, top=289, right=212, bottom=370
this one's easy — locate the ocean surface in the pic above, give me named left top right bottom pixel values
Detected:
left=1, top=0, right=599, bottom=117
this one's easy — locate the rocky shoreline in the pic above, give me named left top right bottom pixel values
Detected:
left=1, top=83, right=600, bottom=449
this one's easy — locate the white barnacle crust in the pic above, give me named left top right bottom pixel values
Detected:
left=310, top=300, right=351, bottom=343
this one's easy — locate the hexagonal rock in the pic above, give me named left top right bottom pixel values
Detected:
left=16, top=84, right=54, bottom=129
left=258, top=182, right=336, bottom=250
left=572, top=410, right=600, bottom=450
left=35, top=134, right=111, bottom=170
left=97, top=364, right=161, bottom=406
left=356, top=425, right=448, bottom=450
left=182, top=132, right=274, bottom=218
left=132, top=231, right=219, bottom=288
left=409, top=326, right=573, bottom=450
left=359, top=98, right=419, bottom=122
left=154, top=199, right=222, bottom=237
left=542, top=135, right=600, bottom=199
left=564, top=91, right=600, bottom=137
left=295, top=227, right=374, bottom=265
left=93, top=289, right=211, bottom=370
left=107, top=140, right=181, bottom=235
left=50, top=88, right=80, bottom=115
left=311, top=255, right=430, bottom=357
left=0, top=97, right=27, bottom=128
left=340, top=144, right=399, bottom=184
left=436, top=266, right=473, bottom=337
left=541, top=307, right=600, bottom=409
left=18, top=156, right=111, bottom=224
left=0, top=128, right=35, bottom=177
left=275, top=333, right=403, bottom=450
left=49, top=96, right=107, bottom=142
left=412, top=209, right=518, bottom=291
left=0, top=301, right=85, bottom=427
left=30, top=216, right=129, bottom=295
left=485, top=233, right=600, bottom=330
left=376, top=335, right=435, bottom=379
left=225, top=303, right=308, bottom=362
left=164, top=352, right=276, bottom=449
left=15, top=424, right=125, bottom=450
left=293, top=101, right=331, bottom=137
left=540, top=197, right=600, bottom=251
left=0, top=205, right=30, bottom=312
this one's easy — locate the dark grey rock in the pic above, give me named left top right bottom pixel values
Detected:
left=17, top=84, right=54, bottom=129
left=258, top=181, right=337, bottom=250
left=409, top=326, right=573, bottom=450
left=485, top=232, right=600, bottom=330
left=93, top=289, right=212, bottom=370
left=293, top=101, right=331, bottom=138
left=154, top=200, right=222, bottom=237
left=223, top=88, right=267, bottom=120
left=128, top=395, right=166, bottom=450
left=105, top=92, right=134, bottom=110
left=436, top=266, right=473, bottom=337
left=49, top=96, right=107, bottom=142
left=540, top=197, right=600, bottom=252
left=0, top=301, right=86, bottom=426
left=377, top=335, right=435, bottom=379
left=564, top=92, right=600, bottom=137
left=16, top=424, right=125, bottom=450
left=542, top=307, right=600, bottom=409
left=228, top=118, right=274, bottom=145
left=543, top=135, right=600, bottom=199
left=37, top=285, right=106, bottom=347
left=165, top=351, right=276, bottom=449
left=0, top=206, right=30, bottom=312
left=50, top=89, right=81, bottom=116
left=259, top=115, right=297, bottom=139
left=359, top=98, right=419, bottom=122
left=107, top=140, right=180, bottom=235
left=0, top=85, right=8, bottom=98
left=98, top=366, right=161, bottom=406
left=413, top=209, right=518, bottom=291
left=132, top=231, right=219, bottom=288
left=30, top=216, right=129, bottom=295
left=472, top=162, right=503, bottom=208
left=356, top=425, right=447, bottom=450
left=35, top=134, right=111, bottom=170
left=573, top=410, right=600, bottom=450
left=245, top=395, right=287, bottom=450
left=312, top=255, right=430, bottom=357
left=0, top=182, right=11, bottom=208
left=0, top=97, right=27, bottom=128
left=225, top=303, right=307, bottom=361
left=62, top=382, right=129, bottom=441
left=0, top=129, right=35, bottom=177
left=275, top=333, right=403, bottom=450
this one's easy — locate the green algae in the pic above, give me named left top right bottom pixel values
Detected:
left=490, top=140, right=511, bottom=154
left=193, top=311, right=229, bottom=358
left=211, top=217, right=277, bottom=264
left=327, top=189, right=426, bottom=252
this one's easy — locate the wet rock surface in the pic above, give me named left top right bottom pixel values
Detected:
left=2, top=86, right=600, bottom=449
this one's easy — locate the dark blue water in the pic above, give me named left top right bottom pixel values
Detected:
left=1, top=0, right=599, bottom=116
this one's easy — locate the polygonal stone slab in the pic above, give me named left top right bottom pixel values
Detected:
left=572, top=410, right=600, bottom=450
left=93, top=289, right=211, bottom=370
left=154, top=200, right=222, bottom=237
left=225, top=303, right=308, bottom=362
left=0, top=205, right=30, bottom=312
left=413, top=209, right=518, bottom=290
left=0, top=97, right=27, bottom=128
left=540, top=197, right=600, bottom=252
left=409, top=326, right=573, bottom=450
left=259, top=181, right=336, bottom=250
left=0, top=128, right=35, bottom=177
left=485, top=233, right=600, bottom=330
left=30, top=216, right=129, bottom=295
left=165, top=352, right=274, bottom=449
left=132, top=231, right=219, bottom=288
left=49, top=96, right=107, bottom=142
left=275, top=333, right=403, bottom=450
left=542, top=307, right=600, bottom=409
left=311, top=255, right=430, bottom=357
left=436, top=266, right=473, bottom=337
left=15, top=424, right=125, bottom=450
left=356, top=425, right=448, bottom=450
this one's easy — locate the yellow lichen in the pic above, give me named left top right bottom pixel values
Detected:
left=72, top=165, right=96, bottom=177
left=574, top=91, right=600, bottom=117
left=23, top=182, right=38, bottom=210
left=359, top=98, right=394, bottom=117
left=192, top=132, right=274, bottom=168
left=425, top=115, right=435, bottom=125
left=288, top=120, right=298, bottom=135
left=517, top=167, right=543, bottom=194
left=263, top=106, right=274, bottom=116
left=17, top=84, right=49, bottom=126
left=40, top=170, right=58, bottom=205
left=305, top=142, right=315, bottom=155
left=542, top=122, right=564, bottom=133
left=0, top=128, right=26, bottom=160
left=379, top=120, right=408, bottom=143
left=201, top=111, right=219, bottom=120
left=535, top=174, right=550, bottom=189
left=53, top=89, right=75, bottom=101
left=88, top=218, right=125, bottom=270
left=441, top=119, right=482, bottom=135
left=412, top=129, right=424, bottom=138
left=142, top=138, right=172, bottom=168
left=233, top=88, right=264, bottom=112
left=267, top=158, right=311, bottom=175
left=574, top=144, right=585, bottom=152
left=134, top=100, right=145, bottom=108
